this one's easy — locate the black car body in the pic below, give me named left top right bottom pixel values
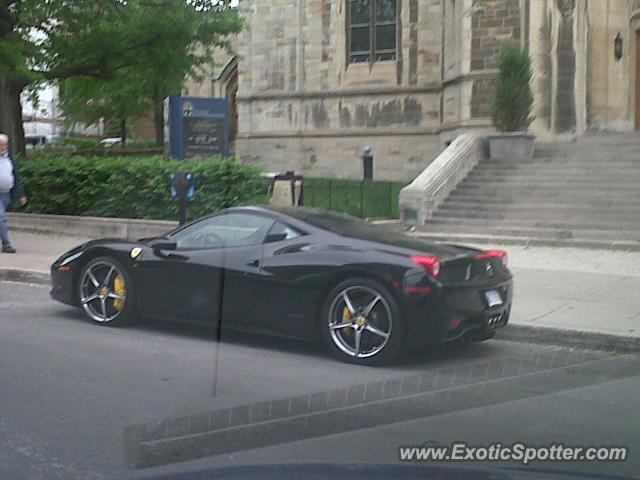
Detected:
left=51, top=206, right=513, bottom=364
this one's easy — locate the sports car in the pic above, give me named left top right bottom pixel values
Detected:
left=50, top=205, right=513, bottom=365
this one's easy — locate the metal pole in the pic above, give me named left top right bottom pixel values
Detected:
left=178, top=179, right=187, bottom=226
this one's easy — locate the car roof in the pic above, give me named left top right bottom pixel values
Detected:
left=252, top=205, right=331, bottom=220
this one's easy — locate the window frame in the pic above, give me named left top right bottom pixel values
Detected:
left=346, top=0, right=399, bottom=66
left=263, top=221, right=305, bottom=244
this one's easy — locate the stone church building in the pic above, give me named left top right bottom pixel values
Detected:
left=226, top=0, right=640, bottom=181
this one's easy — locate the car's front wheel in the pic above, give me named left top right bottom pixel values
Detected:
left=78, top=256, right=134, bottom=326
left=321, top=278, right=404, bottom=365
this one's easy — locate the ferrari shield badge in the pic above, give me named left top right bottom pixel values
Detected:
left=130, top=247, right=143, bottom=259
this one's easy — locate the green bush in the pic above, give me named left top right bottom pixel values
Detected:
left=28, top=147, right=164, bottom=159
left=53, top=137, right=102, bottom=150
left=126, top=139, right=158, bottom=149
left=16, top=155, right=265, bottom=222
left=491, top=44, right=534, bottom=132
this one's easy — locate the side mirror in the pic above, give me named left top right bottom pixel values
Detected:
left=151, top=240, right=177, bottom=254
left=265, top=233, right=288, bottom=244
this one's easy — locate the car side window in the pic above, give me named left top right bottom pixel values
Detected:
left=172, top=213, right=274, bottom=249
left=264, top=221, right=302, bottom=244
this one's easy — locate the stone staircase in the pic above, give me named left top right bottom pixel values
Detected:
left=416, top=133, right=640, bottom=249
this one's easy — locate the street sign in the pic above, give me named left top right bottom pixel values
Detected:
left=169, top=96, right=230, bottom=160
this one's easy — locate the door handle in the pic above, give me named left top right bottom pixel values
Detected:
left=247, top=259, right=261, bottom=268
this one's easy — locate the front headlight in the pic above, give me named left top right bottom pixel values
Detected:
left=54, top=244, right=86, bottom=267
left=59, top=250, right=84, bottom=266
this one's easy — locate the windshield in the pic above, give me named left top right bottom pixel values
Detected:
left=3, top=1, right=639, bottom=480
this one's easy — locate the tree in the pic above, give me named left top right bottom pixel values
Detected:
left=491, top=44, right=534, bottom=132
left=0, top=0, right=241, bottom=156
left=59, top=69, right=152, bottom=146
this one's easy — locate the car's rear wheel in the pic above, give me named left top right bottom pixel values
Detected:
left=78, top=256, right=134, bottom=326
left=321, top=278, right=404, bottom=365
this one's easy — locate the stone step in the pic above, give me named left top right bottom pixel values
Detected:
left=535, top=145, right=640, bottom=154
left=466, top=170, right=640, bottom=179
left=535, top=143, right=640, bottom=154
left=420, top=222, right=640, bottom=242
left=483, top=157, right=640, bottom=166
left=458, top=179, right=640, bottom=190
left=437, top=202, right=640, bottom=216
left=469, top=165, right=640, bottom=179
left=447, top=190, right=640, bottom=202
left=570, top=133, right=640, bottom=144
left=419, top=137, right=640, bottom=250
left=465, top=177, right=640, bottom=185
left=444, top=197, right=640, bottom=209
left=431, top=215, right=640, bottom=231
left=478, top=158, right=640, bottom=168
left=427, top=217, right=640, bottom=233
left=432, top=209, right=640, bottom=224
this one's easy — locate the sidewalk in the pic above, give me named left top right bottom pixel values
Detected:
left=0, top=231, right=90, bottom=283
left=486, top=243, right=640, bottom=338
left=2, top=231, right=639, bottom=348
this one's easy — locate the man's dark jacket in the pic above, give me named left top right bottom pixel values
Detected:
left=8, top=157, right=25, bottom=202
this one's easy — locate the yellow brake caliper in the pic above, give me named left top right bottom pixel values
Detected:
left=342, top=307, right=352, bottom=336
left=113, top=274, right=126, bottom=310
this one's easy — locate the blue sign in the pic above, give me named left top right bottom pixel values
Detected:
left=169, top=96, right=230, bottom=160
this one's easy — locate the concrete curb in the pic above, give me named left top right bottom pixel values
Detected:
left=0, top=268, right=50, bottom=286
left=498, top=324, right=640, bottom=354
left=7, top=212, right=177, bottom=240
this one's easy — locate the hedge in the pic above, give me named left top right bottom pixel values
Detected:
left=15, top=155, right=265, bottom=222
left=28, top=147, right=165, bottom=159
left=47, top=137, right=158, bottom=150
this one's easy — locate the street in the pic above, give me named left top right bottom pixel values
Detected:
left=1, top=280, right=639, bottom=480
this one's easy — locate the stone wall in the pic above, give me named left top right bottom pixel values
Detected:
left=586, top=0, right=636, bottom=132
left=232, top=0, right=640, bottom=181
left=527, top=0, right=639, bottom=137
left=469, top=0, right=522, bottom=120
left=236, top=0, right=450, bottom=181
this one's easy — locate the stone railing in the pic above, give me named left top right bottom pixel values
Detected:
left=399, top=134, right=488, bottom=226
left=7, top=212, right=177, bottom=240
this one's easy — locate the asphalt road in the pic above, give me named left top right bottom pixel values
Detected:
left=1, top=281, right=639, bottom=480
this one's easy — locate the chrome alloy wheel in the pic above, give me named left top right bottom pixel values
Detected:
left=327, top=286, right=392, bottom=359
left=79, top=260, right=127, bottom=323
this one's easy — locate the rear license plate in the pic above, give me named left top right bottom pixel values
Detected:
left=484, top=290, right=503, bottom=308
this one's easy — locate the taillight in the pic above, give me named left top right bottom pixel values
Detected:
left=477, top=249, right=508, bottom=267
left=411, top=255, right=442, bottom=277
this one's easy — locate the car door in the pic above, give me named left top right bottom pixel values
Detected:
left=251, top=221, right=320, bottom=338
left=136, top=212, right=274, bottom=325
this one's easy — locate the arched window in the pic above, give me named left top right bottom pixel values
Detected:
left=347, top=0, right=398, bottom=64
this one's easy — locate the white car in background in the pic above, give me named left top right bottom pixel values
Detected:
left=100, top=137, right=123, bottom=148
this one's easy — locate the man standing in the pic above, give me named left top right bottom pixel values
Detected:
left=0, top=133, right=28, bottom=254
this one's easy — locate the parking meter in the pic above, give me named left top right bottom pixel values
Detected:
left=170, top=172, right=195, bottom=225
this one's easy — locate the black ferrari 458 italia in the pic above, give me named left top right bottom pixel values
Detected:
left=51, top=206, right=513, bottom=364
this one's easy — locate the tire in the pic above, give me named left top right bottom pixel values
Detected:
left=77, top=256, right=135, bottom=326
left=321, top=277, right=405, bottom=365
